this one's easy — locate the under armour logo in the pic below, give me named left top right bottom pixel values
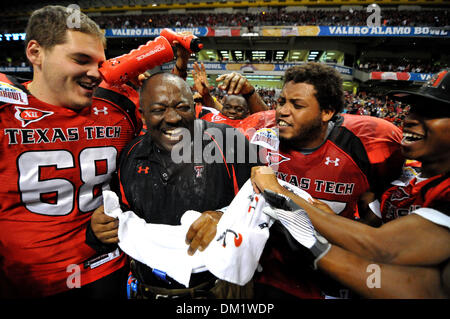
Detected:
left=93, top=107, right=108, bottom=115
left=248, top=195, right=259, bottom=213
left=325, top=157, right=340, bottom=166
left=194, top=165, right=204, bottom=178
left=217, top=229, right=243, bottom=248
left=137, top=166, right=149, bottom=174
left=211, top=114, right=227, bottom=122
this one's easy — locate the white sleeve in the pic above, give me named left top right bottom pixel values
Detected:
left=412, top=207, right=450, bottom=229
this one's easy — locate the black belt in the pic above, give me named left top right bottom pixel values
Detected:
left=130, top=258, right=215, bottom=289
left=136, top=278, right=218, bottom=299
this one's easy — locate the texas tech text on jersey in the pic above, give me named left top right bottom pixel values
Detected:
left=4, top=126, right=122, bottom=144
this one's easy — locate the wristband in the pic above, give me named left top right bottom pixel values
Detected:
left=311, top=233, right=332, bottom=270
left=242, top=88, right=255, bottom=99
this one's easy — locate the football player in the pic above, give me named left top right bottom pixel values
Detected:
left=0, top=5, right=187, bottom=298
left=250, top=68, right=450, bottom=298
left=250, top=62, right=404, bottom=299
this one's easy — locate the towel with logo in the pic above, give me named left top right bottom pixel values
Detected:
left=103, top=178, right=312, bottom=287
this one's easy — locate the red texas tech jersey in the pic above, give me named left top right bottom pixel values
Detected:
left=266, top=114, right=403, bottom=219
left=254, top=114, right=403, bottom=299
left=201, top=107, right=277, bottom=140
left=199, top=107, right=243, bottom=127
left=380, top=173, right=450, bottom=223
left=0, top=74, right=141, bottom=297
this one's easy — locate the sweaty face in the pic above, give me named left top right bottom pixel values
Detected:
left=276, top=81, right=333, bottom=149
left=141, top=75, right=195, bottom=152
left=38, top=30, right=105, bottom=110
left=221, top=95, right=249, bottom=120
left=401, top=107, right=450, bottom=165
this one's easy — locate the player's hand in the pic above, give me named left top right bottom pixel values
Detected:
left=192, top=62, right=210, bottom=96
left=129, top=71, right=151, bottom=87
left=185, top=210, right=223, bottom=256
left=216, top=72, right=254, bottom=96
left=173, top=43, right=191, bottom=62
left=251, top=166, right=284, bottom=194
left=308, top=198, right=335, bottom=215
left=172, top=31, right=192, bottom=64
left=91, top=205, right=119, bottom=244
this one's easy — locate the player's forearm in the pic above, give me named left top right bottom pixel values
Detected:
left=302, top=200, right=450, bottom=266
left=318, top=245, right=447, bottom=299
left=246, top=91, right=269, bottom=113
left=202, top=93, right=223, bottom=111
left=171, top=56, right=188, bottom=80
left=254, top=169, right=394, bottom=262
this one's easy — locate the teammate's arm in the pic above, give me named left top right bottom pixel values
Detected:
left=216, top=72, right=269, bottom=114
left=171, top=35, right=191, bottom=80
left=191, top=61, right=224, bottom=111
left=357, top=191, right=382, bottom=227
left=317, top=245, right=449, bottom=299
left=251, top=166, right=450, bottom=266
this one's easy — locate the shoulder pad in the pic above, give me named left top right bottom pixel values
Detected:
left=0, top=73, right=29, bottom=106
left=94, top=82, right=141, bottom=133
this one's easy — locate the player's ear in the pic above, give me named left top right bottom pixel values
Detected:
left=26, top=40, right=44, bottom=67
left=321, top=108, right=335, bottom=122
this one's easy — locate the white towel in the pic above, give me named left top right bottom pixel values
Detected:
left=200, top=179, right=271, bottom=285
left=103, top=190, right=204, bottom=287
left=201, top=179, right=312, bottom=285
left=103, top=178, right=313, bottom=287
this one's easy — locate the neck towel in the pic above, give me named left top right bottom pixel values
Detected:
left=103, top=179, right=312, bottom=287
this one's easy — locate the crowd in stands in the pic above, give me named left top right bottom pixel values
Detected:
left=342, top=90, right=409, bottom=127
left=256, top=87, right=278, bottom=109
left=92, top=9, right=449, bottom=29
left=0, top=8, right=448, bottom=33
left=357, top=60, right=448, bottom=74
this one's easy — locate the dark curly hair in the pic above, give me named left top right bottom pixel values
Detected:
left=283, top=62, right=344, bottom=115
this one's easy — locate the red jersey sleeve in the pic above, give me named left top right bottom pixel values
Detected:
left=342, top=114, right=404, bottom=195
